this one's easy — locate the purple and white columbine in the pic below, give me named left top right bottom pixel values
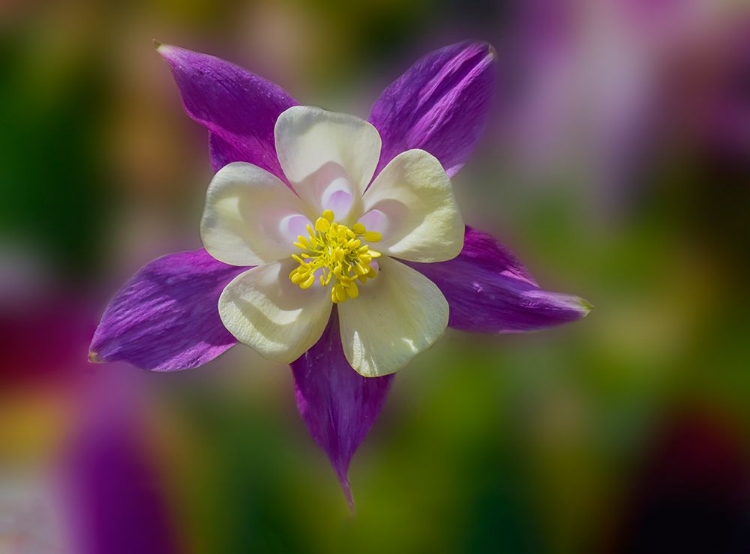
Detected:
left=90, top=41, right=590, bottom=504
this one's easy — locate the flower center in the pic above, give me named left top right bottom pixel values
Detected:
left=289, top=210, right=382, bottom=303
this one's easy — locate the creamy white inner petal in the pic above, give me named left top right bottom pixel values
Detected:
left=291, top=162, right=363, bottom=224
left=338, top=256, right=449, bottom=377
left=201, top=162, right=308, bottom=266
left=274, top=106, right=381, bottom=221
left=218, top=260, right=332, bottom=363
left=363, top=149, right=464, bottom=263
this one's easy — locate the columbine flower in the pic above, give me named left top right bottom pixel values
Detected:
left=200, top=104, right=463, bottom=376
left=90, top=41, right=591, bottom=504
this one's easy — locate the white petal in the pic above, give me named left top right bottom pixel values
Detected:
left=338, top=257, right=449, bottom=377
left=201, top=162, right=309, bottom=266
left=275, top=106, right=381, bottom=222
left=361, top=149, right=464, bottom=262
left=293, top=162, right=365, bottom=224
left=219, top=260, right=333, bottom=363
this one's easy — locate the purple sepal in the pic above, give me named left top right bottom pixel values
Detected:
left=291, top=310, right=394, bottom=508
left=407, top=227, right=591, bottom=333
left=369, top=41, right=496, bottom=178
left=158, top=45, right=297, bottom=179
left=209, top=133, right=246, bottom=173
left=89, top=249, right=247, bottom=371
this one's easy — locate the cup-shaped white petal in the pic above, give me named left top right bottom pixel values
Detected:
left=362, top=149, right=464, bottom=262
left=219, top=260, right=333, bottom=363
left=290, top=162, right=365, bottom=224
left=338, top=256, right=449, bottom=376
left=201, top=162, right=309, bottom=266
left=275, top=106, right=381, bottom=221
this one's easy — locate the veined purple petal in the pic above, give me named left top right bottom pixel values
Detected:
left=158, top=44, right=297, bottom=178
left=208, top=133, right=248, bottom=173
left=90, top=249, right=247, bottom=371
left=208, top=133, right=240, bottom=173
left=369, top=41, right=496, bottom=178
left=291, top=310, right=394, bottom=508
left=406, top=227, right=591, bottom=333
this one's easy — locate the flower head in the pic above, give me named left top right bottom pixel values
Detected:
left=201, top=105, right=463, bottom=376
left=90, top=41, right=590, bottom=505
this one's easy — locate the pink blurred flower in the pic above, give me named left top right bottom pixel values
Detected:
left=498, top=0, right=744, bottom=211
left=1, top=271, right=182, bottom=553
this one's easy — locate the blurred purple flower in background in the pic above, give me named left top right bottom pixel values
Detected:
left=0, top=274, right=182, bottom=553
left=89, top=41, right=590, bottom=504
left=497, top=0, right=746, bottom=215
left=62, top=371, right=183, bottom=554
left=662, top=15, right=750, bottom=161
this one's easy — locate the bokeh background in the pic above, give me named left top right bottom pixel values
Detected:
left=1, top=0, right=749, bottom=552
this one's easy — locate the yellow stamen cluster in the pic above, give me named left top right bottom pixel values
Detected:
left=290, top=210, right=382, bottom=303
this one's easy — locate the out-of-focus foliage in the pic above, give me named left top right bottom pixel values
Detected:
left=1, top=1, right=748, bottom=553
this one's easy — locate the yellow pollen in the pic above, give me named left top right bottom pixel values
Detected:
left=289, top=210, right=382, bottom=303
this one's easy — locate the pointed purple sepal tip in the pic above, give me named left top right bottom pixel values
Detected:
left=291, top=310, right=394, bottom=509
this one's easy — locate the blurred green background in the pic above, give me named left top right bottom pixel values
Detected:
left=1, top=0, right=749, bottom=553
